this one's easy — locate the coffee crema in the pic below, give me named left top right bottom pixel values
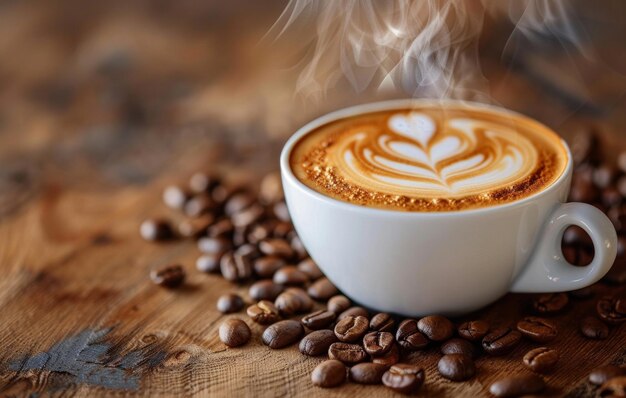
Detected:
left=290, top=105, right=568, bottom=211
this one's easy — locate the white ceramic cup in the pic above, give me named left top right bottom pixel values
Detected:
left=280, top=99, right=617, bottom=317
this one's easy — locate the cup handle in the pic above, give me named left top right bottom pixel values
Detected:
left=510, top=202, right=617, bottom=293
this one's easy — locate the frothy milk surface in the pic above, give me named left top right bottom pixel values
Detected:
left=290, top=105, right=568, bottom=211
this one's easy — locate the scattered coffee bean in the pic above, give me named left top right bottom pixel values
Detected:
left=598, top=376, right=626, bottom=397
left=246, top=222, right=273, bottom=244
left=259, top=172, right=284, bottom=204
left=225, top=193, right=255, bottom=216
left=334, top=315, right=369, bottom=342
left=382, top=364, right=425, bottom=394
left=301, top=310, right=336, bottom=330
left=219, top=318, right=251, bottom=347
left=259, top=238, right=294, bottom=258
left=482, top=327, right=522, bottom=356
left=196, top=253, right=222, bottom=273
left=207, top=218, right=234, bottom=238
left=328, top=342, right=368, bottom=364
left=396, top=319, right=429, bottom=351
left=246, top=300, right=280, bottom=325
left=272, top=221, right=293, bottom=239
left=593, top=164, right=616, bottom=189
left=178, top=215, right=213, bottom=239
left=328, top=295, right=351, bottom=315
left=523, top=347, right=559, bottom=374
left=198, top=236, right=231, bottom=254
left=248, top=280, right=284, bottom=302
left=603, top=186, right=622, bottom=208
left=273, top=201, right=291, bottom=222
left=581, top=316, right=609, bottom=339
left=589, top=365, right=625, bottom=385
left=489, top=374, right=545, bottom=397
left=337, top=306, right=368, bottom=321
left=273, top=266, right=309, bottom=286
left=441, top=338, right=477, bottom=359
left=458, top=320, right=490, bottom=342
left=253, top=256, right=286, bottom=278
left=307, top=277, right=338, bottom=301
left=363, top=331, right=394, bottom=356
left=371, top=343, right=400, bottom=367
left=370, top=313, right=395, bottom=332
left=299, top=330, right=338, bottom=356
left=189, top=172, right=219, bottom=194
left=162, top=185, right=189, bottom=210
left=150, top=264, right=185, bottom=288
left=210, top=184, right=240, bottom=205
left=217, top=293, right=244, bottom=314
left=417, top=315, right=454, bottom=341
left=231, top=204, right=264, bottom=228
left=184, top=194, right=216, bottom=218
left=516, top=317, right=558, bottom=343
left=597, top=295, right=626, bottom=324
left=438, top=354, right=475, bottom=381
left=297, top=258, right=323, bottom=280
left=349, top=362, right=387, bottom=385
left=262, top=320, right=304, bottom=349
left=569, top=286, right=594, bottom=299
left=532, top=293, right=569, bottom=314
left=274, top=288, right=313, bottom=315
left=220, top=251, right=251, bottom=282
left=289, top=234, right=307, bottom=258
left=140, top=219, right=174, bottom=241
left=311, top=360, right=346, bottom=388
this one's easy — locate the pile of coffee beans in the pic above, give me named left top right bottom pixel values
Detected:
left=141, top=128, right=626, bottom=396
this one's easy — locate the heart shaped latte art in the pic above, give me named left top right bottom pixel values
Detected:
left=329, top=111, right=539, bottom=198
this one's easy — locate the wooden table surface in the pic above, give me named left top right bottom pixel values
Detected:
left=1, top=1, right=625, bottom=397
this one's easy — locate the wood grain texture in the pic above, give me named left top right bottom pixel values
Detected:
left=0, top=1, right=625, bottom=397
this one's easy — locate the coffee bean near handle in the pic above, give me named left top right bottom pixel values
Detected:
left=219, top=318, right=251, bottom=347
left=262, top=320, right=304, bottom=349
left=299, top=329, right=338, bottom=356
left=532, top=293, right=569, bottom=314
left=516, top=317, right=558, bottom=343
left=311, top=360, right=346, bottom=388
left=307, top=277, right=338, bottom=301
left=482, top=327, right=522, bottom=356
left=597, top=295, right=626, bottom=324
left=417, top=315, right=454, bottom=341
left=259, top=238, right=294, bottom=258
left=599, top=376, right=626, bottom=397
left=363, top=331, right=394, bottom=356
left=301, top=310, right=336, bottom=330
left=457, top=320, right=489, bottom=342
left=580, top=316, right=609, bottom=339
left=489, top=374, right=546, bottom=397
left=334, top=315, right=369, bottom=342
left=150, top=264, right=185, bottom=288
left=372, top=343, right=400, bottom=368
left=440, top=338, right=477, bottom=359
left=349, top=363, right=387, bottom=385
left=589, top=365, right=626, bottom=385
left=216, top=293, right=244, bottom=314
left=382, top=364, right=425, bottom=394
left=396, top=319, right=429, bottom=351
left=523, top=347, right=559, bottom=374
left=327, top=295, right=351, bottom=315
left=370, top=313, right=395, bottom=332
left=246, top=300, right=280, bottom=325
left=328, top=342, right=368, bottom=364
left=438, top=354, right=475, bottom=381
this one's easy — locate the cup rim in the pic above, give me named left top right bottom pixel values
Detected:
left=280, top=98, right=573, bottom=217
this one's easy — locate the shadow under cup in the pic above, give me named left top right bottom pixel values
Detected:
left=280, top=99, right=617, bottom=316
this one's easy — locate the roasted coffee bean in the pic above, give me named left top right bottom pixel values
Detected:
left=299, top=329, right=338, bottom=356
left=372, top=343, right=400, bottom=367
left=593, top=164, right=617, bottom=189
left=246, top=300, right=280, bottom=325
left=253, top=256, right=286, bottom=278
left=259, top=238, right=294, bottom=258
left=334, top=315, right=369, bottom=342
left=516, top=317, right=558, bottom=343
left=417, top=315, right=454, bottom=341
left=219, top=318, right=251, bottom=347
left=532, top=293, right=569, bottom=314
left=198, top=237, right=231, bottom=254
left=597, top=295, right=626, bottom=324
left=273, top=201, right=291, bottom=222
left=208, top=218, right=234, bottom=238
left=273, top=266, right=309, bottom=286
left=231, top=204, right=264, bottom=228
left=307, top=278, right=338, bottom=301
left=603, top=186, right=623, bottom=208
left=571, top=129, right=597, bottom=164
left=184, top=194, right=216, bottom=218
left=328, top=295, right=351, bottom=315
left=370, top=313, right=395, bottom=332
left=489, top=374, right=546, bottom=397
left=177, top=215, right=213, bottom=239
left=311, top=360, right=346, bottom=388
left=140, top=219, right=174, bottom=241
left=163, top=185, right=189, bottom=210
left=297, top=258, right=323, bottom=280
left=580, top=316, right=609, bottom=339
left=150, top=264, right=185, bottom=288
left=441, top=338, right=478, bottom=359
left=232, top=227, right=247, bottom=247
left=570, top=173, right=600, bottom=203
left=196, top=253, right=222, bottom=273
left=382, top=364, right=425, bottom=394
left=211, top=184, right=241, bottom=204
left=272, top=221, right=293, bottom=239
left=220, top=251, right=251, bottom=282
left=248, top=280, right=284, bottom=302
left=259, top=172, right=284, bottom=204
left=246, top=222, right=273, bottom=244
left=225, top=193, right=255, bottom=216
left=523, top=347, right=559, bottom=374
left=337, top=306, right=368, bottom=321
left=458, top=320, right=489, bottom=342
left=363, top=331, right=394, bottom=356
left=396, top=319, right=429, bottom=351
left=569, top=286, right=594, bottom=299
left=599, top=376, right=626, bottom=397
left=217, top=293, right=244, bottom=314
left=274, top=288, right=313, bottom=315
left=262, top=320, right=304, bottom=349
left=604, top=260, right=626, bottom=285
left=189, top=172, right=220, bottom=194
left=302, top=310, right=336, bottom=330
left=290, top=234, right=307, bottom=258
left=438, top=354, right=475, bottom=381
left=350, top=363, right=387, bottom=385
left=482, top=327, right=522, bottom=356
left=328, top=342, right=368, bottom=364
left=589, top=365, right=625, bottom=385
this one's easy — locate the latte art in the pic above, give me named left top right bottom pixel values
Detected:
left=291, top=105, right=568, bottom=211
